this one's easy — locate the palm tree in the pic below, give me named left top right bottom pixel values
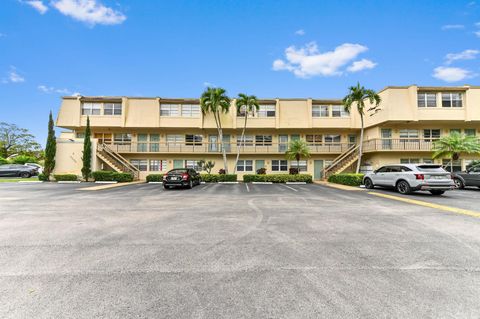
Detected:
left=343, top=82, right=381, bottom=173
left=234, top=93, right=259, bottom=173
left=200, top=87, right=231, bottom=173
left=432, top=132, right=480, bottom=172
left=285, top=139, right=310, bottom=173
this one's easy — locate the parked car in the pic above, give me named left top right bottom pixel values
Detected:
left=0, top=164, right=38, bottom=178
left=162, top=168, right=201, bottom=189
left=363, top=164, right=455, bottom=195
left=25, top=163, right=43, bottom=174
left=452, top=165, right=480, bottom=189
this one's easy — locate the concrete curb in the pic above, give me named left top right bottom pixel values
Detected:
left=148, top=182, right=163, bottom=184
left=252, top=182, right=273, bottom=185
left=57, top=181, right=81, bottom=184
left=79, top=180, right=145, bottom=191
left=286, top=182, right=307, bottom=185
left=314, top=181, right=364, bottom=191
left=95, top=181, right=118, bottom=184
left=218, top=181, right=239, bottom=184
left=18, top=181, right=43, bottom=183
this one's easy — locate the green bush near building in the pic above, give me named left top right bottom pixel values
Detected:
left=200, top=174, right=237, bottom=182
left=243, top=174, right=312, bottom=183
left=53, top=174, right=78, bottom=181
left=146, top=174, right=164, bottom=182
left=11, top=155, right=38, bottom=165
left=92, top=171, right=133, bottom=182
left=327, top=173, right=364, bottom=186
left=0, top=157, right=8, bottom=165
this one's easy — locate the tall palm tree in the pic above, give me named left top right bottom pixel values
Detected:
left=343, top=83, right=381, bottom=173
left=200, top=87, right=231, bottom=173
left=432, top=131, right=480, bottom=172
left=234, top=93, right=259, bottom=173
left=285, top=139, right=310, bottom=173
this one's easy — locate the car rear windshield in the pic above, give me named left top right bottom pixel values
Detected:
left=169, top=169, right=188, bottom=174
left=416, top=165, right=446, bottom=172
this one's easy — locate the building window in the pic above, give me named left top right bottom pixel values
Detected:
left=417, top=92, right=437, bottom=107
left=181, top=104, right=200, bottom=117
left=465, top=129, right=476, bottom=137
left=104, top=103, right=122, bottom=115
left=237, top=135, right=254, bottom=146
left=450, top=129, right=461, bottom=134
left=81, top=103, right=101, bottom=115
left=272, top=160, right=288, bottom=172
left=167, top=134, right=184, bottom=145
left=332, top=105, right=349, bottom=117
left=312, top=105, right=329, bottom=117
left=442, top=159, right=462, bottom=172
left=400, top=158, right=420, bottom=164
left=114, top=133, right=132, bottom=145
left=255, top=135, right=272, bottom=146
left=160, top=104, right=180, bottom=116
left=237, top=160, right=253, bottom=172
left=442, top=93, right=462, bottom=107
left=422, top=158, right=434, bottom=164
left=306, top=135, right=323, bottom=145
left=149, top=134, right=160, bottom=152
left=137, top=134, right=148, bottom=152
left=185, top=134, right=203, bottom=146
left=76, top=132, right=85, bottom=138
left=149, top=160, right=167, bottom=171
left=185, top=160, right=202, bottom=171
left=131, top=159, right=148, bottom=171
left=291, top=160, right=307, bottom=172
left=257, top=105, right=275, bottom=117
left=423, top=129, right=440, bottom=141
left=324, top=135, right=341, bottom=144
left=399, top=129, right=419, bottom=142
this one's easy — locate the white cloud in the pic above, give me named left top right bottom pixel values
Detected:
left=475, top=22, right=480, bottom=27
left=433, top=66, right=474, bottom=82
left=2, top=67, right=25, bottom=84
left=272, top=42, right=374, bottom=78
left=51, top=0, right=126, bottom=26
left=38, top=84, right=72, bottom=94
left=22, top=0, right=48, bottom=14
left=346, top=59, right=377, bottom=72
left=295, top=29, right=305, bottom=36
left=445, top=49, right=479, bottom=64
left=441, top=24, right=465, bottom=30
left=475, top=30, right=480, bottom=37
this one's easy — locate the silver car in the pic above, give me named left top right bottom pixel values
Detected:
left=363, top=164, right=455, bottom=195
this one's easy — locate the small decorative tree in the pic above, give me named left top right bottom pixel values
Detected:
left=432, top=131, right=480, bottom=172
left=196, top=160, right=215, bottom=174
left=43, top=111, right=56, bottom=180
left=234, top=94, right=259, bottom=173
left=285, top=139, right=311, bottom=174
left=81, top=117, right=92, bottom=181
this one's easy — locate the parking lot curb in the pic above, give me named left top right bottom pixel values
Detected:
left=148, top=182, right=163, bottom=184
left=79, top=181, right=145, bottom=191
left=18, top=181, right=43, bottom=183
left=314, top=181, right=364, bottom=191
left=95, top=181, right=118, bottom=184
left=218, top=182, right=239, bottom=184
left=57, top=181, right=81, bottom=184
left=286, top=182, right=307, bottom=185
left=252, top=182, right=273, bottom=184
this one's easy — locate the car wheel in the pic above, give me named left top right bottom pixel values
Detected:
left=163, top=185, right=170, bottom=190
left=430, top=190, right=445, bottom=195
left=396, top=180, right=411, bottom=195
left=453, top=178, right=464, bottom=189
left=20, top=172, right=30, bottom=178
left=364, top=178, right=374, bottom=189
left=188, top=180, right=193, bottom=189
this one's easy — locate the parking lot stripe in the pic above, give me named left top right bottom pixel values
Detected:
left=245, top=183, right=250, bottom=192
left=369, top=192, right=480, bottom=219
left=281, top=184, right=298, bottom=192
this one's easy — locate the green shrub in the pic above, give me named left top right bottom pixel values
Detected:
left=243, top=174, right=313, bottom=183
left=146, top=174, right=164, bottom=182
left=327, top=173, right=364, bottom=186
left=38, top=173, right=49, bottom=181
left=54, top=174, right=78, bottom=181
left=92, top=171, right=133, bottom=182
left=11, top=155, right=38, bottom=165
left=0, top=157, right=8, bottom=165
left=200, top=174, right=238, bottom=182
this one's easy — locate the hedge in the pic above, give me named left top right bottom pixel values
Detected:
left=243, top=174, right=313, bottom=183
left=11, top=155, right=38, bottom=165
left=0, top=157, right=8, bottom=165
left=146, top=174, right=164, bottom=182
left=54, top=174, right=78, bottom=181
left=327, top=173, right=364, bottom=186
left=200, top=174, right=238, bottom=182
left=38, top=173, right=49, bottom=181
left=92, top=171, right=133, bottom=182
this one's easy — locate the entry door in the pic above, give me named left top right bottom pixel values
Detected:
left=279, top=135, right=288, bottom=152
left=314, top=160, right=324, bottom=180
left=209, top=135, right=218, bottom=152
left=222, top=135, right=231, bottom=152
left=173, top=160, right=183, bottom=168
left=255, top=160, right=265, bottom=173
left=381, top=129, right=392, bottom=149
left=348, top=135, right=356, bottom=147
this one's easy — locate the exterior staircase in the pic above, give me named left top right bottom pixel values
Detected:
left=96, top=143, right=140, bottom=180
left=323, top=144, right=360, bottom=179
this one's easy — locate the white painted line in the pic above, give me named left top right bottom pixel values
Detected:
left=252, top=182, right=273, bottom=185
left=148, top=182, right=163, bottom=184
left=200, top=181, right=206, bottom=184
left=286, top=182, right=307, bottom=185
left=18, top=181, right=43, bottom=183
left=245, top=183, right=250, bottom=192
left=218, top=182, right=239, bottom=184
left=282, top=184, right=298, bottom=192
left=57, top=181, right=81, bottom=184
left=95, top=181, right=118, bottom=184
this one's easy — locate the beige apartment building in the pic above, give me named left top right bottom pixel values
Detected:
left=54, top=85, right=480, bottom=180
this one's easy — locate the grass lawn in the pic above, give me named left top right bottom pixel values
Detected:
left=0, top=177, right=40, bottom=183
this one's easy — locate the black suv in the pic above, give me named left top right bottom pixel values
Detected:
left=452, top=165, right=480, bottom=189
left=162, top=168, right=201, bottom=189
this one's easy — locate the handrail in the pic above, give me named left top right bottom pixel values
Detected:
left=97, top=143, right=139, bottom=178
left=101, top=143, right=139, bottom=172
left=324, top=144, right=359, bottom=174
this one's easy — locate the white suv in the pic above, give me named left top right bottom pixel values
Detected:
left=363, top=164, right=455, bottom=195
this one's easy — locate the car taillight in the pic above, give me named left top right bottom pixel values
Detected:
left=163, top=175, right=167, bottom=180
left=415, top=174, right=424, bottom=180
left=182, top=173, right=188, bottom=180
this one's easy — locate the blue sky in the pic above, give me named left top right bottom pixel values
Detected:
left=1, top=0, right=479, bottom=145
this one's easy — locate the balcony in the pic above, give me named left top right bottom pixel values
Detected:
left=103, top=142, right=353, bottom=154
left=363, top=138, right=434, bottom=152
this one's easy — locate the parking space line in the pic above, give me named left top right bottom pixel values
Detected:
left=281, top=184, right=298, bottom=192
left=245, top=183, right=250, bottom=192
left=369, top=192, right=480, bottom=219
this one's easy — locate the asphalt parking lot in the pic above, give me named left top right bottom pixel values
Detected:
left=0, top=182, right=479, bottom=318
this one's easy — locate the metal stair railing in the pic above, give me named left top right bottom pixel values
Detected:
left=323, top=144, right=359, bottom=177
left=97, top=143, right=140, bottom=180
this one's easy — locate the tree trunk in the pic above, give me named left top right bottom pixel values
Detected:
left=296, top=154, right=300, bottom=173
left=234, top=112, right=248, bottom=173
left=356, top=115, right=364, bottom=174
left=450, top=158, right=453, bottom=172
left=216, top=111, right=229, bottom=174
